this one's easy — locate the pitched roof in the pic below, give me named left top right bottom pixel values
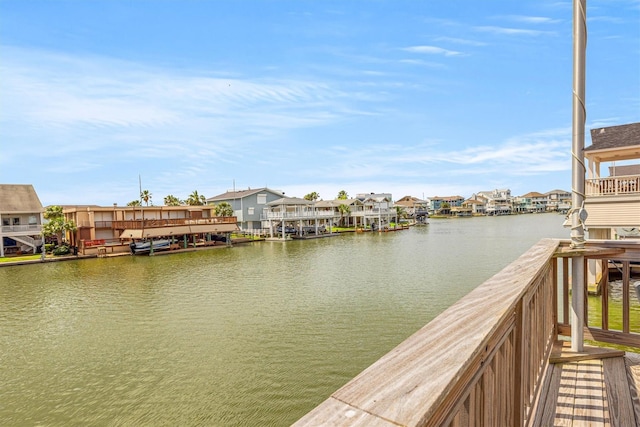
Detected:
left=0, top=184, right=44, bottom=213
left=521, top=191, right=546, bottom=198
left=207, top=187, right=283, bottom=202
left=266, top=197, right=313, bottom=206
left=609, top=164, right=640, bottom=176
left=586, top=122, right=640, bottom=152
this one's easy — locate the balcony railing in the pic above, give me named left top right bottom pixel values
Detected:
left=1, top=224, right=42, bottom=234
left=112, top=217, right=237, bottom=229
left=261, top=211, right=336, bottom=220
left=586, top=174, right=640, bottom=196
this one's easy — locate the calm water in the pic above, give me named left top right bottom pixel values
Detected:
left=1, top=214, right=569, bottom=426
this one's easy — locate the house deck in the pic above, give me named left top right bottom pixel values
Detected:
left=534, top=342, right=640, bottom=426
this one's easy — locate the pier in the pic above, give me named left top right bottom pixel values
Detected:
left=294, top=238, right=640, bottom=426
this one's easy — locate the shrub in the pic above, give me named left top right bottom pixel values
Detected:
left=53, top=245, right=70, bottom=256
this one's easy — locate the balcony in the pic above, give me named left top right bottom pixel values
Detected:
left=586, top=174, right=640, bottom=196
left=1, top=224, right=42, bottom=234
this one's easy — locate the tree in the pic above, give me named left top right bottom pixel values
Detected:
left=215, top=202, right=234, bottom=217
left=338, top=204, right=351, bottom=227
left=187, top=190, right=206, bottom=206
left=304, top=192, right=319, bottom=201
left=164, top=195, right=182, bottom=206
left=127, top=200, right=141, bottom=207
left=140, top=190, right=152, bottom=206
left=42, top=205, right=77, bottom=245
left=337, top=190, right=349, bottom=200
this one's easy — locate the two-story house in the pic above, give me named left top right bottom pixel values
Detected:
left=583, top=122, right=640, bottom=239
left=0, top=184, right=44, bottom=257
left=207, top=187, right=284, bottom=233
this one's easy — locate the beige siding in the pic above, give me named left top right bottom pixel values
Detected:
left=584, top=199, right=640, bottom=227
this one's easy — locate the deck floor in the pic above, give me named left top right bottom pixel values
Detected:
left=534, top=343, right=640, bottom=426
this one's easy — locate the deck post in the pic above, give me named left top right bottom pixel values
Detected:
left=569, top=0, right=587, bottom=352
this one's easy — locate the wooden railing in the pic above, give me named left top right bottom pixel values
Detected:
left=555, top=239, right=640, bottom=348
left=111, top=217, right=237, bottom=229
left=586, top=174, right=640, bottom=196
left=294, top=238, right=640, bottom=426
left=294, top=239, right=560, bottom=426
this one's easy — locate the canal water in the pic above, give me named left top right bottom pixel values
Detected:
left=1, top=214, right=569, bottom=426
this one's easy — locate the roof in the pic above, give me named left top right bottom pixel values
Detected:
left=586, top=122, right=640, bottom=152
left=0, top=184, right=43, bottom=214
left=207, top=187, right=284, bottom=202
left=266, top=197, right=313, bottom=206
left=521, top=191, right=546, bottom=198
left=609, top=164, right=640, bottom=177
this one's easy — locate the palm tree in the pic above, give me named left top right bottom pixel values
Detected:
left=140, top=190, right=152, bottom=206
left=338, top=204, right=351, bottom=227
left=215, top=202, right=234, bottom=217
left=42, top=205, right=77, bottom=245
left=187, top=190, right=206, bottom=206
left=337, top=190, right=349, bottom=200
left=164, top=195, right=182, bottom=206
left=304, top=192, right=319, bottom=201
left=127, top=200, right=142, bottom=207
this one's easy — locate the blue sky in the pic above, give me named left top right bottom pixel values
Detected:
left=1, top=0, right=639, bottom=206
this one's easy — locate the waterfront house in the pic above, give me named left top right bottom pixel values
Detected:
left=478, top=189, right=513, bottom=216
left=359, top=193, right=396, bottom=229
left=460, top=196, right=486, bottom=215
left=429, top=196, right=464, bottom=215
left=0, top=184, right=44, bottom=257
left=583, top=122, right=640, bottom=240
left=315, top=199, right=366, bottom=228
left=516, top=191, right=547, bottom=213
left=206, top=187, right=284, bottom=233
left=395, top=195, right=429, bottom=222
left=63, top=204, right=238, bottom=255
left=262, top=197, right=334, bottom=237
left=545, top=189, right=572, bottom=212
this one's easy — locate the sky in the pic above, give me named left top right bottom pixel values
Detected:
left=1, top=1, right=639, bottom=207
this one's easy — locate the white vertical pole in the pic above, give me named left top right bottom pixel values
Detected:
left=570, top=0, right=587, bottom=352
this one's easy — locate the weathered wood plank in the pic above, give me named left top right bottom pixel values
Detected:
left=554, top=363, right=577, bottom=426
left=532, top=363, right=562, bottom=427
left=291, top=397, right=400, bottom=426
left=625, top=352, right=640, bottom=425
left=603, top=357, right=636, bottom=426
left=573, top=360, right=606, bottom=425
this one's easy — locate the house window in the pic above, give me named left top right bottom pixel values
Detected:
left=28, top=216, right=37, bottom=225
left=2, top=218, right=9, bottom=226
left=13, top=218, right=20, bottom=225
left=257, top=194, right=267, bottom=204
left=248, top=207, right=255, bottom=215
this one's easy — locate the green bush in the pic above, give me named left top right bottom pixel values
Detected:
left=44, top=243, right=55, bottom=253
left=53, top=245, right=70, bottom=256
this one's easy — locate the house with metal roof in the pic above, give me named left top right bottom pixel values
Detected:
left=0, top=184, right=44, bottom=257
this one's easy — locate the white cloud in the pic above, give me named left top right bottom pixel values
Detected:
left=402, top=45, right=463, bottom=57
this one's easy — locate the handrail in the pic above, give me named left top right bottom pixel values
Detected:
left=586, top=174, right=640, bottom=196
left=294, top=239, right=560, bottom=426
left=555, top=239, right=640, bottom=348
left=111, top=217, right=237, bottom=229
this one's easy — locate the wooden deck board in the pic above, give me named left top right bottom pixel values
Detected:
left=626, top=353, right=640, bottom=425
left=534, top=348, right=640, bottom=427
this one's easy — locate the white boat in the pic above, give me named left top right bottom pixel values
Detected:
left=129, top=239, right=171, bottom=255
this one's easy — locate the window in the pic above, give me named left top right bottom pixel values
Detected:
left=13, top=218, right=20, bottom=225
left=2, top=218, right=9, bottom=226
left=257, top=194, right=267, bottom=204
left=248, top=207, right=255, bottom=215
left=28, top=216, right=37, bottom=225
